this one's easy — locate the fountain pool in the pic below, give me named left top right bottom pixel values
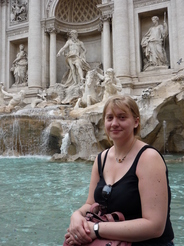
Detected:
left=0, top=156, right=183, bottom=245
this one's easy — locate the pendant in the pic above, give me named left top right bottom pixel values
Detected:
left=116, top=156, right=126, bottom=163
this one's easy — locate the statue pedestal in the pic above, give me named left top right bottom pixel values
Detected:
left=144, top=65, right=168, bottom=72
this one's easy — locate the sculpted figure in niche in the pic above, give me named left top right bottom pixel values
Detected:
left=57, top=30, right=90, bottom=87
left=11, top=44, right=28, bottom=85
left=141, top=15, right=168, bottom=71
left=74, top=69, right=104, bottom=109
left=0, top=86, right=26, bottom=113
left=101, top=68, right=122, bottom=101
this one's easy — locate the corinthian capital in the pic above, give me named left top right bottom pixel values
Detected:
left=45, top=27, right=59, bottom=34
left=101, top=13, right=112, bottom=22
left=1, top=0, right=9, bottom=5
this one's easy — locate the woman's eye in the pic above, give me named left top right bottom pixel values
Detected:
left=106, top=116, right=113, bottom=120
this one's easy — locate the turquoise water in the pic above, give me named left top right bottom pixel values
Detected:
left=0, top=157, right=183, bottom=245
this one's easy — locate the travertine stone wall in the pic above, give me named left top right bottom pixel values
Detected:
left=0, top=1, right=183, bottom=100
left=1, top=0, right=184, bottom=157
left=1, top=0, right=183, bottom=93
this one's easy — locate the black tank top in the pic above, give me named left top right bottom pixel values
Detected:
left=94, top=145, right=174, bottom=244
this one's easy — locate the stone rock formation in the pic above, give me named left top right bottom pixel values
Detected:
left=0, top=70, right=184, bottom=160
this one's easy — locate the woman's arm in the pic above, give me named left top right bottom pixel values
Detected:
left=66, top=155, right=100, bottom=245
left=87, top=148, right=168, bottom=243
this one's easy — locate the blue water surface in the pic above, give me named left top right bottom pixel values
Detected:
left=0, top=156, right=183, bottom=245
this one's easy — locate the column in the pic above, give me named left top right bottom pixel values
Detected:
left=170, top=0, right=178, bottom=70
left=128, top=0, right=137, bottom=81
left=113, top=0, right=130, bottom=82
left=97, top=1, right=113, bottom=73
left=0, top=1, right=7, bottom=84
left=102, top=15, right=111, bottom=73
left=41, top=23, right=50, bottom=89
left=175, top=0, right=184, bottom=69
left=28, top=0, right=42, bottom=88
left=49, top=29, right=57, bottom=87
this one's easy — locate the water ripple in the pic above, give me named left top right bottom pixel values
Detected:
left=0, top=158, right=183, bottom=245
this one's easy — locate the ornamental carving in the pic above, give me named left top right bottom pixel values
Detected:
left=10, top=0, right=28, bottom=23
left=133, top=0, right=169, bottom=8
left=0, top=0, right=10, bottom=4
left=55, top=0, right=101, bottom=23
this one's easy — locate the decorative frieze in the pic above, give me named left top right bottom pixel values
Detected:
left=7, top=25, right=28, bottom=37
left=133, top=0, right=169, bottom=8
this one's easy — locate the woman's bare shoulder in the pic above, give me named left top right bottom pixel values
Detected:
left=136, top=145, right=166, bottom=176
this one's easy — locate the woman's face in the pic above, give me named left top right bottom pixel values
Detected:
left=104, top=104, right=138, bottom=142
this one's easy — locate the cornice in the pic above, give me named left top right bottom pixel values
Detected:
left=133, top=0, right=169, bottom=8
left=7, top=24, right=28, bottom=37
left=43, top=17, right=101, bottom=35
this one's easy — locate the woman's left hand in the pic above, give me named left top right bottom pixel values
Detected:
left=65, top=221, right=96, bottom=245
left=65, top=230, right=77, bottom=245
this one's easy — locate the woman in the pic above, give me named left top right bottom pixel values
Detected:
left=65, top=95, right=174, bottom=245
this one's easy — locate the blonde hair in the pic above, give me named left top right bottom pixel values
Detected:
left=102, top=95, right=141, bottom=136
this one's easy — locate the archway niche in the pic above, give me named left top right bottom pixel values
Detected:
left=139, top=8, right=170, bottom=72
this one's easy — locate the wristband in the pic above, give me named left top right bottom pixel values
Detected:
left=93, top=222, right=101, bottom=239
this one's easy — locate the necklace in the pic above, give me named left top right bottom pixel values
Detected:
left=115, top=139, right=137, bottom=163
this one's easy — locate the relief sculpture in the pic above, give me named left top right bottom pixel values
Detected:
left=11, top=0, right=28, bottom=23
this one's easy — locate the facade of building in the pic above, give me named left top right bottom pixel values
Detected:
left=1, top=0, right=184, bottom=156
left=0, top=0, right=184, bottom=98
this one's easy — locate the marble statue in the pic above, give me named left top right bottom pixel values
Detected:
left=31, top=89, right=62, bottom=108
left=74, top=68, right=104, bottom=109
left=142, top=88, right=152, bottom=99
left=57, top=30, right=90, bottom=87
left=101, top=68, right=122, bottom=101
left=0, top=86, right=26, bottom=112
left=11, top=0, right=28, bottom=22
left=31, top=89, right=47, bottom=108
left=0, top=83, right=5, bottom=107
left=141, top=15, right=168, bottom=71
left=10, top=44, right=28, bottom=85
